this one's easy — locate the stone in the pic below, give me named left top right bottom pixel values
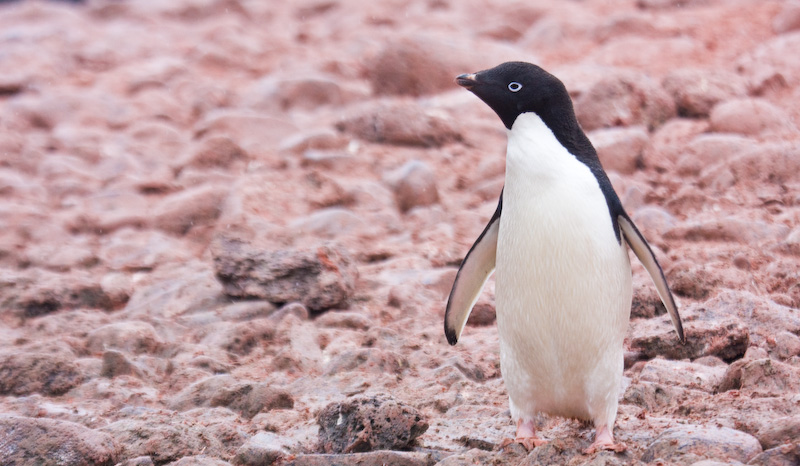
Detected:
left=99, top=229, right=193, bottom=271
left=574, top=70, right=676, bottom=131
left=637, top=0, right=709, bottom=8
left=335, top=101, right=461, bottom=148
left=639, top=358, right=726, bottom=392
left=662, top=69, right=748, bottom=117
left=86, top=321, right=164, bottom=354
left=167, top=375, right=294, bottom=419
left=0, top=415, right=119, bottom=466
left=773, top=2, right=800, bottom=34
left=622, top=380, right=682, bottom=411
left=738, top=358, right=800, bottom=396
left=323, top=348, right=408, bottom=376
left=748, top=444, right=800, bottom=466
left=317, top=395, right=428, bottom=453
left=233, top=431, right=294, bottom=466
left=641, top=424, right=762, bottom=463
left=630, top=317, right=749, bottom=362
left=116, top=458, right=155, bottom=466
left=0, top=351, right=82, bottom=396
left=152, top=185, right=229, bottom=235
left=201, top=319, right=277, bottom=356
left=588, top=125, right=649, bottom=174
left=101, top=408, right=246, bottom=464
left=709, top=99, right=792, bottom=136
left=0, top=269, right=115, bottom=318
left=665, top=217, right=790, bottom=245
left=212, top=238, right=357, bottom=312
left=676, top=134, right=759, bottom=176
left=182, top=136, right=248, bottom=170
left=466, top=301, right=496, bottom=326
left=194, top=110, right=298, bottom=157
left=756, top=415, right=800, bottom=450
left=100, top=349, right=139, bottom=378
left=386, top=160, right=440, bottom=212
left=285, top=451, right=439, bottom=466
left=165, top=456, right=233, bottom=466
left=288, top=208, right=366, bottom=238
left=314, top=311, right=371, bottom=330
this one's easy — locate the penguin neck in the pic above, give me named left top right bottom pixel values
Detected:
left=505, top=113, right=586, bottom=181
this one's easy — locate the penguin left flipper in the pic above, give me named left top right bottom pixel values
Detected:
left=444, top=195, right=502, bottom=345
left=618, top=214, right=685, bottom=343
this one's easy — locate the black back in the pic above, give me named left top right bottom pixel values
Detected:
left=458, top=61, right=626, bottom=242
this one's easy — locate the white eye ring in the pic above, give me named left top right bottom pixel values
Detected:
left=508, top=82, right=522, bottom=92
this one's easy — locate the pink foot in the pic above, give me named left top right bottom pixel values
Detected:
left=583, top=425, right=627, bottom=455
left=499, top=419, right=548, bottom=451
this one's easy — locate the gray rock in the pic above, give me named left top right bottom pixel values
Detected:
left=622, top=380, right=682, bottom=411
left=0, top=350, right=82, bottom=396
left=168, top=375, right=294, bottom=419
left=166, top=456, right=233, bottom=466
left=0, top=414, right=119, bottom=466
left=116, top=457, right=155, bottom=466
left=642, top=424, right=762, bottom=463
left=87, top=321, right=164, bottom=354
left=336, top=101, right=461, bottom=148
left=0, top=269, right=115, bottom=318
left=101, top=350, right=140, bottom=378
left=639, top=358, right=726, bottom=392
left=212, top=238, right=357, bottom=312
left=152, top=185, right=229, bottom=235
left=317, top=395, right=428, bottom=453
left=386, top=160, right=440, bottom=213
left=233, top=431, right=294, bottom=466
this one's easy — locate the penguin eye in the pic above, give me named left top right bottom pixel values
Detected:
left=508, top=82, right=522, bottom=92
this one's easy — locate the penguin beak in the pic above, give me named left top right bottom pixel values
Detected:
left=456, top=73, right=478, bottom=89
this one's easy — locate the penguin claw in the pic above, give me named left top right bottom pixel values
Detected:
left=583, top=441, right=627, bottom=455
left=498, top=436, right=548, bottom=451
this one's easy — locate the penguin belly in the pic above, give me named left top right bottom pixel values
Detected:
left=496, top=115, right=633, bottom=429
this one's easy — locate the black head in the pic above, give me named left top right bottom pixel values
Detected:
left=456, top=61, right=573, bottom=130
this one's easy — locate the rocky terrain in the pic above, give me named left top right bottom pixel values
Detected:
left=1, top=0, right=800, bottom=465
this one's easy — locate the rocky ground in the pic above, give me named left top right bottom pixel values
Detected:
left=1, top=0, right=800, bottom=465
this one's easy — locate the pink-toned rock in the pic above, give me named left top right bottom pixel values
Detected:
left=283, top=451, right=438, bottom=466
left=756, top=415, right=800, bottom=449
left=336, top=101, right=462, bottom=147
left=99, top=228, right=193, bottom=271
left=639, top=358, right=726, bottom=392
left=194, top=110, right=298, bottom=158
left=644, top=117, right=709, bottom=169
left=0, top=415, right=119, bottom=466
left=773, top=2, right=800, bottom=34
left=699, top=143, right=800, bottom=193
left=317, top=395, right=428, bottom=453
left=168, top=375, right=293, bottom=419
left=709, top=98, right=792, bottom=135
left=575, top=70, right=676, bottom=130
left=152, top=185, right=229, bottom=235
left=386, top=160, right=440, bottom=212
left=212, top=238, right=357, bottom=312
left=739, top=358, right=800, bottom=396
left=86, top=321, right=164, bottom=355
left=630, top=317, right=749, bottom=361
left=676, top=134, right=759, bottom=176
left=662, top=69, right=748, bottom=117
left=748, top=444, right=800, bottom=466
left=0, top=269, right=115, bottom=318
left=773, top=331, right=800, bottom=359
left=637, top=0, right=709, bottom=8
left=180, top=136, right=249, bottom=171
left=589, top=125, right=648, bottom=174
left=641, top=424, right=762, bottom=463
left=288, top=208, right=366, bottom=238
left=166, top=456, right=233, bottom=466
left=0, top=350, right=82, bottom=396
left=665, top=216, right=790, bottom=245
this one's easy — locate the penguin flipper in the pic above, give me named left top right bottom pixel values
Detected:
left=444, top=196, right=502, bottom=345
left=618, top=214, right=685, bottom=343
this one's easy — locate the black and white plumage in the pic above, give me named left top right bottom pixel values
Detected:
left=444, top=62, right=684, bottom=452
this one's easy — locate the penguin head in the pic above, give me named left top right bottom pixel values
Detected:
left=456, top=61, right=571, bottom=130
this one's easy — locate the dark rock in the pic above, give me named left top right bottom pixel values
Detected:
left=0, top=269, right=115, bottom=317
left=0, top=414, right=119, bottom=466
left=212, top=238, right=357, bottom=312
left=630, top=317, right=749, bottom=362
left=87, top=321, right=164, bottom=354
left=466, top=301, right=496, bottom=326
left=630, top=274, right=668, bottom=319
left=285, top=450, right=439, bottom=466
left=574, top=70, right=676, bottom=131
left=641, top=424, right=762, bottom=463
left=756, top=415, right=800, bottom=450
left=386, top=160, right=440, bottom=213
left=317, top=395, right=428, bottom=453
left=0, top=351, right=82, bottom=396
left=662, top=69, right=748, bottom=117
left=748, top=444, right=800, bottom=466
left=336, top=101, right=461, bottom=148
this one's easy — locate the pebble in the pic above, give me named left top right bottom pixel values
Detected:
left=0, top=350, right=82, bottom=396
left=748, top=443, right=800, bottom=466
left=335, top=101, right=462, bottom=147
left=630, top=317, right=749, bottom=361
left=386, top=160, right=440, bottom=212
left=662, top=68, right=748, bottom=117
left=86, top=321, right=164, bottom=355
left=152, top=185, right=229, bottom=236
left=317, top=394, right=428, bottom=453
left=639, top=358, right=726, bottom=392
left=709, top=98, right=792, bottom=136
left=588, top=125, right=648, bottom=174
left=167, top=375, right=294, bottom=419
left=756, top=414, right=800, bottom=450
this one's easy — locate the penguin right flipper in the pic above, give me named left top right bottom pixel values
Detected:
left=444, top=194, right=502, bottom=345
left=618, top=214, right=685, bottom=343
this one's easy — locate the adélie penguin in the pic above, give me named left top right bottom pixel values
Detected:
left=444, top=62, right=685, bottom=453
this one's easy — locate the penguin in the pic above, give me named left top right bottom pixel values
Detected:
left=444, top=62, right=685, bottom=453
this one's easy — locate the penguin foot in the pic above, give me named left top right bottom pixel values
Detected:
left=499, top=419, right=548, bottom=451
left=583, top=425, right=627, bottom=455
